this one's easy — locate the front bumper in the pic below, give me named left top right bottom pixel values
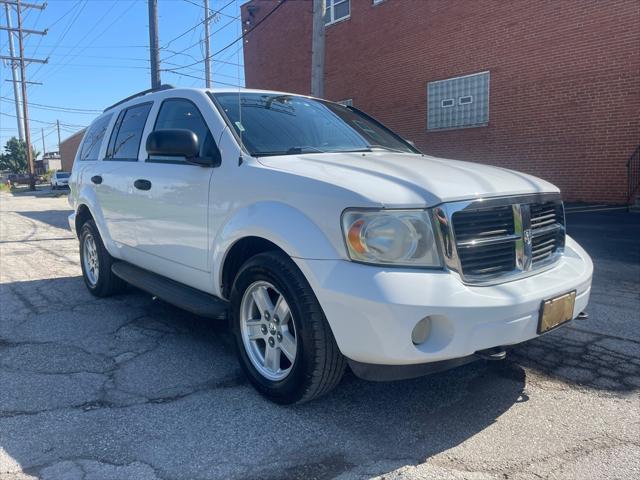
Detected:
left=294, top=235, right=592, bottom=368
left=68, top=211, right=76, bottom=236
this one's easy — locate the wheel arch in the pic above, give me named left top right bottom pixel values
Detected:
left=73, top=198, right=118, bottom=258
left=220, top=236, right=288, bottom=299
left=212, top=201, right=343, bottom=299
left=74, top=204, right=94, bottom=238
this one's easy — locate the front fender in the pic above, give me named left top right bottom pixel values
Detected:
left=211, top=201, right=343, bottom=295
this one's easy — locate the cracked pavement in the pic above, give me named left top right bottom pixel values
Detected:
left=1, top=190, right=639, bottom=480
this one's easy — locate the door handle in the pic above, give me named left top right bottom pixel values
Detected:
left=134, top=179, right=152, bottom=191
left=91, top=175, right=102, bottom=185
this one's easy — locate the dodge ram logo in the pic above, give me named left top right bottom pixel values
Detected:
left=523, top=228, right=532, bottom=245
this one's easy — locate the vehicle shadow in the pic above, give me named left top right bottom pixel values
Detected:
left=0, top=275, right=527, bottom=480
left=15, top=210, right=73, bottom=231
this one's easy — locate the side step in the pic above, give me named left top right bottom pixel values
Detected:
left=111, top=261, right=228, bottom=320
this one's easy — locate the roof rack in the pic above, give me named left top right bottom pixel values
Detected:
left=103, top=84, right=174, bottom=112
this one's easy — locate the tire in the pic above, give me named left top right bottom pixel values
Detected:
left=51, top=184, right=56, bottom=190
left=79, top=219, right=126, bottom=297
left=230, top=251, right=346, bottom=404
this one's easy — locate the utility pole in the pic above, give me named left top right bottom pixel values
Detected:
left=310, top=0, right=325, bottom=98
left=16, top=0, right=44, bottom=189
left=56, top=119, right=61, bottom=151
left=1, top=0, right=47, bottom=189
left=147, top=0, right=161, bottom=88
left=203, top=0, right=211, bottom=88
left=41, top=127, right=45, bottom=155
left=3, top=3, right=23, bottom=140
left=16, top=0, right=35, bottom=187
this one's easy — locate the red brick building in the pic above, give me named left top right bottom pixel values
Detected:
left=241, top=0, right=640, bottom=204
left=59, top=128, right=85, bottom=172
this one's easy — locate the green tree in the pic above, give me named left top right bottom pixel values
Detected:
left=0, top=137, right=39, bottom=174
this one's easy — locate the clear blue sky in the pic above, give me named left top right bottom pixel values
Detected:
left=0, top=0, right=247, bottom=155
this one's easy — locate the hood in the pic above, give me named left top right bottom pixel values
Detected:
left=256, top=152, right=559, bottom=207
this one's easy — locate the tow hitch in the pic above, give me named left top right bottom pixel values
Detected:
left=475, top=347, right=507, bottom=361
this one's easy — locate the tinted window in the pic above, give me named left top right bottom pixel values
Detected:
left=106, top=103, right=152, bottom=160
left=79, top=114, right=112, bottom=161
left=152, top=98, right=215, bottom=160
left=214, top=92, right=416, bottom=157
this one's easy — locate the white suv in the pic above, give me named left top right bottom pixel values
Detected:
left=51, top=171, right=70, bottom=189
left=68, top=86, right=593, bottom=404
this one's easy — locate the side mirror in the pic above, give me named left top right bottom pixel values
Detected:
left=146, top=129, right=199, bottom=159
left=146, top=129, right=221, bottom=167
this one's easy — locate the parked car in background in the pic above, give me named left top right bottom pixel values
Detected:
left=4, top=173, right=32, bottom=188
left=67, top=86, right=593, bottom=404
left=51, top=171, right=70, bottom=189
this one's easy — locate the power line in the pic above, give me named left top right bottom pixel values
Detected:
left=161, top=0, right=236, bottom=51
left=162, top=0, right=286, bottom=73
left=29, top=43, right=149, bottom=49
left=0, top=96, right=102, bottom=113
left=0, top=111, right=86, bottom=128
left=160, top=12, right=239, bottom=63
left=33, top=1, right=135, bottom=84
left=24, top=2, right=44, bottom=55
left=163, top=69, right=243, bottom=89
left=28, top=0, right=87, bottom=82
left=181, top=0, right=237, bottom=20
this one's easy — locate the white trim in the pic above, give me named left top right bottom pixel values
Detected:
left=428, top=70, right=491, bottom=86
left=325, top=15, right=350, bottom=27
left=325, top=0, right=350, bottom=26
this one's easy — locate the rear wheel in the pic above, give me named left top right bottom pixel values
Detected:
left=79, top=219, right=126, bottom=297
left=231, top=251, right=346, bottom=404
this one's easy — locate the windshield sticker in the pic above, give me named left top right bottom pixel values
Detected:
left=235, top=121, right=245, bottom=132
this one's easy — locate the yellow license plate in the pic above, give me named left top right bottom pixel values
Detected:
left=538, top=291, right=576, bottom=334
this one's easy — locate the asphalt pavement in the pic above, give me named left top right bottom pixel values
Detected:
left=0, top=190, right=638, bottom=480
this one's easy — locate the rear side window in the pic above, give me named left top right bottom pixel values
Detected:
left=79, top=114, right=112, bottom=161
left=105, top=102, right=152, bottom=161
left=151, top=98, right=215, bottom=161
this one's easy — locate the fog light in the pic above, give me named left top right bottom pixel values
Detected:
left=411, top=316, right=432, bottom=345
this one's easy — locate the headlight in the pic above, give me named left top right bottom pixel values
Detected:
left=341, top=209, right=441, bottom=267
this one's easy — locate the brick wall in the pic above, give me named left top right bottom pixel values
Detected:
left=242, top=0, right=640, bottom=204
left=59, top=129, right=84, bottom=172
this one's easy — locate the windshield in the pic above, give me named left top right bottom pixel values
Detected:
left=212, top=92, right=418, bottom=157
left=56, top=172, right=70, bottom=179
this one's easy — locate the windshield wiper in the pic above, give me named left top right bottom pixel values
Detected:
left=254, top=146, right=374, bottom=157
left=254, top=146, right=325, bottom=157
left=286, top=146, right=326, bottom=154
left=368, top=144, right=410, bottom=154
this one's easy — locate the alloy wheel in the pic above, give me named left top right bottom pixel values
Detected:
left=240, top=281, right=298, bottom=381
left=82, top=233, right=99, bottom=287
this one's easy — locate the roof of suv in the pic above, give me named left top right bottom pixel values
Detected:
left=102, top=85, right=314, bottom=115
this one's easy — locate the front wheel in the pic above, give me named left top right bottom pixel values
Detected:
left=230, top=251, right=346, bottom=404
left=79, top=219, right=126, bottom=297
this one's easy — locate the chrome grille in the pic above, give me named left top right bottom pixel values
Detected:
left=433, top=194, right=565, bottom=285
left=530, top=202, right=565, bottom=265
left=453, top=206, right=516, bottom=276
